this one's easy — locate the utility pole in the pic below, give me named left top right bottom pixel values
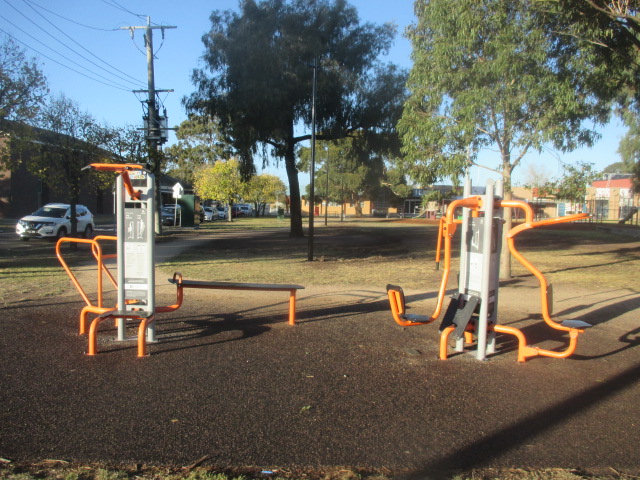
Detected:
left=122, top=17, right=176, bottom=234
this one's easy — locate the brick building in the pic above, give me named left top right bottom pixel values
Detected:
left=0, top=122, right=115, bottom=218
left=586, top=174, right=639, bottom=223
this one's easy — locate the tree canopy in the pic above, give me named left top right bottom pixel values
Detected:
left=193, top=158, right=247, bottom=221
left=0, top=36, right=47, bottom=125
left=532, top=1, right=640, bottom=191
left=164, top=114, right=233, bottom=184
left=0, top=35, right=48, bottom=164
left=399, top=0, right=611, bottom=277
left=34, top=93, right=113, bottom=234
left=529, top=160, right=597, bottom=204
left=185, top=0, right=406, bottom=237
left=244, top=173, right=287, bottom=216
left=298, top=134, right=401, bottom=218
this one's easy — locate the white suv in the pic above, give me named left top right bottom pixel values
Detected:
left=16, top=203, right=94, bottom=241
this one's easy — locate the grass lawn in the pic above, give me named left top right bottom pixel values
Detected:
left=1, top=218, right=638, bottom=307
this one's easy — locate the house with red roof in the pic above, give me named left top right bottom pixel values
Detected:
left=586, top=174, right=638, bottom=223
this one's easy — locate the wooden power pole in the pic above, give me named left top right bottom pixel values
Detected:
left=122, top=17, right=176, bottom=234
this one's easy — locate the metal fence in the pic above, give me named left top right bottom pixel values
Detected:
left=585, top=200, right=640, bottom=226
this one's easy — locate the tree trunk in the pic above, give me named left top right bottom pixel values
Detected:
left=285, top=139, right=304, bottom=237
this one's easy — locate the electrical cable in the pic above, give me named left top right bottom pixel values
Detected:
left=22, top=0, right=120, bottom=31
left=0, top=26, right=132, bottom=92
left=2, top=0, right=145, bottom=89
left=20, top=0, right=147, bottom=87
left=99, top=0, right=145, bottom=20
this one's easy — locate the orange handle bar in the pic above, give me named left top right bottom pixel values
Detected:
left=56, top=237, right=105, bottom=308
left=89, top=163, right=144, bottom=200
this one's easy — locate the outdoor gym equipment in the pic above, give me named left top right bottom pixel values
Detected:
left=57, top=163, right=303, bottom=357
left=386, top=178, right=591, bottom=362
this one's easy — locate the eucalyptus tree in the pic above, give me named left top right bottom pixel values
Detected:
left=185, top=0, right=405, bottom=237
left=399, top=0, right=610, bottom=277
left=35, top=93, right=112, bottom=236
left=0, top=35, right=48, bottom=164
left=165, top=114, right=233, bottom=184
left=618, top=109, right=640, bottom=188
left=299, top=135, right=389, bottom=218
left=533, top=0, right=640, bottom=192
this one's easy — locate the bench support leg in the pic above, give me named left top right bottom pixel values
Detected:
left=289, top=290, right=296, bottom=325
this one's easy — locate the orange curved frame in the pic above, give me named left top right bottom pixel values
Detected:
left=87, top=311, right=155, bottom=357
left=388, top=195, right=590, bottom=362
left=388, top=197, right=485, bottom=327
left=501, top=211, right=589, bottom=361
left=89, top=163, right=144, bottom=200
left=56, top=236, right=119, bottom=334
left=57, top=235, right=183, bottom=357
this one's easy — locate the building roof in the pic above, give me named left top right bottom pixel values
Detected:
left=592, top=178, right=633, bottom=189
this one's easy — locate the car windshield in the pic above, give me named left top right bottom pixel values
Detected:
left=32, top=206, right=67, bottom=218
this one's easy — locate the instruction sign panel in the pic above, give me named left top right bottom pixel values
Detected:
left=124, top=205, right=150, bottom=305
left=464, top=217, right=500, bottom=296
left=119, top=169, right=155, bottom=314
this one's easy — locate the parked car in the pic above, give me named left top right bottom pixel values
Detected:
left=216, top=205, right=227, bottom=220
left=238, top=204, right=252, bottom=217
left=16, top=203, right=94, bottom=241
left=231, top=205, right=243, bottom=218
left=161, top=205, right=181, bottom=226
left=203, top=206, right=217, bottom=221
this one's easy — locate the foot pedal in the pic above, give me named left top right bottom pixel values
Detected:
left=439, top=294, right=462, bottom=332
left=561, top=319, right=592, bottom=329
left=438, top=294, right=480, bottom=340
left=451, top=296, right=480, bottom=340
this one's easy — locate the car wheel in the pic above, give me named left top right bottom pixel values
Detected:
left=56, top=227, right=67, bottom=240
left=20, top=236, right=30, bottom=241
left=84, top=224, right=93, bottom=239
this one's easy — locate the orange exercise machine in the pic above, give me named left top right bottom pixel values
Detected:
left=387, top=178, right=591, bottom=362
left=56, top=163, right=160, bottom=356
left=58, top=163, right=303, bottom=357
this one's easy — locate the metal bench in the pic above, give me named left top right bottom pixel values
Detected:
left=168, top=272, right=305, bottom=325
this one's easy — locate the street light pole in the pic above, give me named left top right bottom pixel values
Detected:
left=325, top=144, right=329, bottom=227
left=308, top=57, right=317, bottom=262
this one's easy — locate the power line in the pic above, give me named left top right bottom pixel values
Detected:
left=0, top=12, right=137, bottom=91
left=18, top=0, right=146, bottom=88
left=1, top=0, right=145, bottom=90
left=100, top=0, right=145, bottom=20
left=22, top=0, right=120, bottom=31
left=0, top=27, right=132, bottom=92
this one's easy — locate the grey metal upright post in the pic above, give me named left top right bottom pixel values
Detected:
left=117, top=169, right=156, bottom=342
left=458, top=176, right=472, bottom=293
left=116, top=176, right=126, bottom=341
left=486, top=180, right=504, bottom=355
left=454, top=176, right=473, bottom=353
left=476, top=179, right=495, bottom=360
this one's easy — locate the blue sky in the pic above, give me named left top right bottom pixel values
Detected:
left=0, top=0, right=626, bottom=189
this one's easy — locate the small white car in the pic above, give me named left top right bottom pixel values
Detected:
left=239, top=204, right=252, bottom=216
left=16, top=203, right=95, bottom=241
left=203, top=206, right=218, bottom=221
